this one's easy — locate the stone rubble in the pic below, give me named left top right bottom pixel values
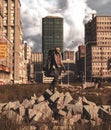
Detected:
left=0, top=89, right=111, bottom=130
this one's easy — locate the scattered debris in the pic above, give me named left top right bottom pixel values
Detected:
left=0, top=89, right=111, bottom=129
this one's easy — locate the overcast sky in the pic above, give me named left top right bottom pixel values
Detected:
left=20, top=0, right=111, bottom=52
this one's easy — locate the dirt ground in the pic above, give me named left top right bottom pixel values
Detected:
left=0, top=83, right=111, bottom=105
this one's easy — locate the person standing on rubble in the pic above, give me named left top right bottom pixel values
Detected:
left=49, top=47, right=66, bottom=92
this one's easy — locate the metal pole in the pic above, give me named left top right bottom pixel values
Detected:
left=85, top=46, right=86, bottom=86
left=68, top=60, right=69, bottom=86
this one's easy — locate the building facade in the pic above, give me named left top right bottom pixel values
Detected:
left=63, top=49, right=75, bottom=61
left=30, top=52, right=43, bottom=82
left=0, top=0, right=3, bottom=31
left=42, top=16, right=63, bottom=67
left=2, top=0, right=23, bottom=83
left=85, top=15, right=111, bottom=81
left=75, top=45, right=85, bottom=81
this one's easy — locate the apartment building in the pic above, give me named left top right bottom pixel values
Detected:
left=30, top=52, right=43, bottom=82
left=85, top=15, right=111, bottom=81
left=23, top=43, right=32, bottom=83
left=0, top=0, right=3, bottom=31
left=2, top=0, right=23, bottom=83
left=75, top=45, right=85, bottom=80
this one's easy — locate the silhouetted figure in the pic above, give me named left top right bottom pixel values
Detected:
left=45, top=48, right=65, bottom=92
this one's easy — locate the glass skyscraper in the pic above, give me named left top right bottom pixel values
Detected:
left=42, top=16, right=63, bottom=67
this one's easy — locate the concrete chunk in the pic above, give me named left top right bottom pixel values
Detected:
left=7, top=109, right=23, bottom=124
left=43, top=89, right=53, bottom=99
left=58, top=109, right=67, bottom=117
left=83, top=97, right=96, bottom=106
left=21, top=99, right=31, bottom=109
left=64, top=92, right=73, bottom=106
left=19, top=106, right=25, bottom=116
left=3, top=101, right=20, bottom=111
left=36, top=95, right=45, bottom=103
left=98, top=107, right=111, bottom=122
left=33, top=101, right=52, bottom=121
left=50, top=91, right=61, bottom=102
left=83, top=105, right=99, bottom=120
left=0, top=103, right=7, bottom=113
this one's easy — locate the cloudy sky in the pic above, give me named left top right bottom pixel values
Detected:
left=20, top=0, right=111, bottom=52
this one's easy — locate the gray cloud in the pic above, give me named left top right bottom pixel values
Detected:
left=20, top=0, right=111, bottom=52
left=87, top=0, right=111, bottom=15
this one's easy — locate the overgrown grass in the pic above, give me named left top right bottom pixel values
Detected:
left=0, top=83, right=49, bottom=103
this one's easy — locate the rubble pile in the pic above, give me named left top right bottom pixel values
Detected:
left=0, top=89, right=111, bottom=130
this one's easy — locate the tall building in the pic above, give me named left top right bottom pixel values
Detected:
left=0, top=0, right=3, bottom=31
left=85, top=15, right=111, bottom=81
left=2, top=0, right=23, bottom=83
left=0, top=0, right=12, bottom=83
left=42, top=16, right=63, bottom=67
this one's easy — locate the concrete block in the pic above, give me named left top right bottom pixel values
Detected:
left=28, top=108, right=36, bottom=120
left=64, top=92, right=73, bottom=106
left=36, top=95, right=45, bottom=103
left=31, top=93, right=37, bottom=100
left=98, top=107, right=111, bottom=122
left=57, top=93, right=65, bottom=109
left=58, top=109, right=67, bottom=117
left=21, top=99, right=31, bottom=109
left=3, top=101, right=20, bottom=111
left=0, top=103, right=7, bottom=113
left=50, top=91, right=61, bottom=102
left=33, top=101, right=52, bottom=120
left=100, top=105, right=111, bottom=112
left=30, top=99, right=35, bottom=106
left=7, top=109, right=23, bottom=124
left=33, top=111, right=43, bottom=122
left=43, top=89, right=53, bottom=99
left=69, top=114, right=81, bottom=125
left=19, top=126, right=37, bottom=130
left=83, top=105, right=99, bottom=120
left=67, top=103, right=83, bottom=115
left=19, top=106, right=25, bottom=116
left=82, top=97, right=96, bottom=106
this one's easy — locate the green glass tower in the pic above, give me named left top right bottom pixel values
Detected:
left=42, top=16, right=63, bottom=67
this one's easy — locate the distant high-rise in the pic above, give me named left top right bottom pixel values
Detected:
left=42, top=16, right=63, bottom=67
left=85, top=15, right=111, bottom=81
left=2, top=0, right=23, bottom=83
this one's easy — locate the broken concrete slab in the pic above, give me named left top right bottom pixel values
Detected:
left=98, top=107, right=111, bottom=122
left=57, top=93, right=65, bottom=109
left=6, top=109, right=23, bottom=124
left=21, top=99, right=31, bottom=109
left=33, top=111, right=43, bottom=122
left=3, top=101, right=20, bottom=111
left=19, top=106, right=25, bottom=116
left=50, top=91, right=61, bottom=102
left=58, top=109, right=67, bottom=117
left=43, top=89, right=53, bottom=99
left=0, top=103, right=7, bottom=113
left=83, top=105, right=99, bottom=120
left=100, top=105, right=111, bottom=113
left=69, top=114, right=81, bottom=125
left=31, top=93, right=37, bottom=100
left=36, top=95, right=45, bottom=103
left=33, top=101, right=52, bottom=121
left=63, top=92, right=73, bottom=106
left=82, top=97, right=96, bottom=106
